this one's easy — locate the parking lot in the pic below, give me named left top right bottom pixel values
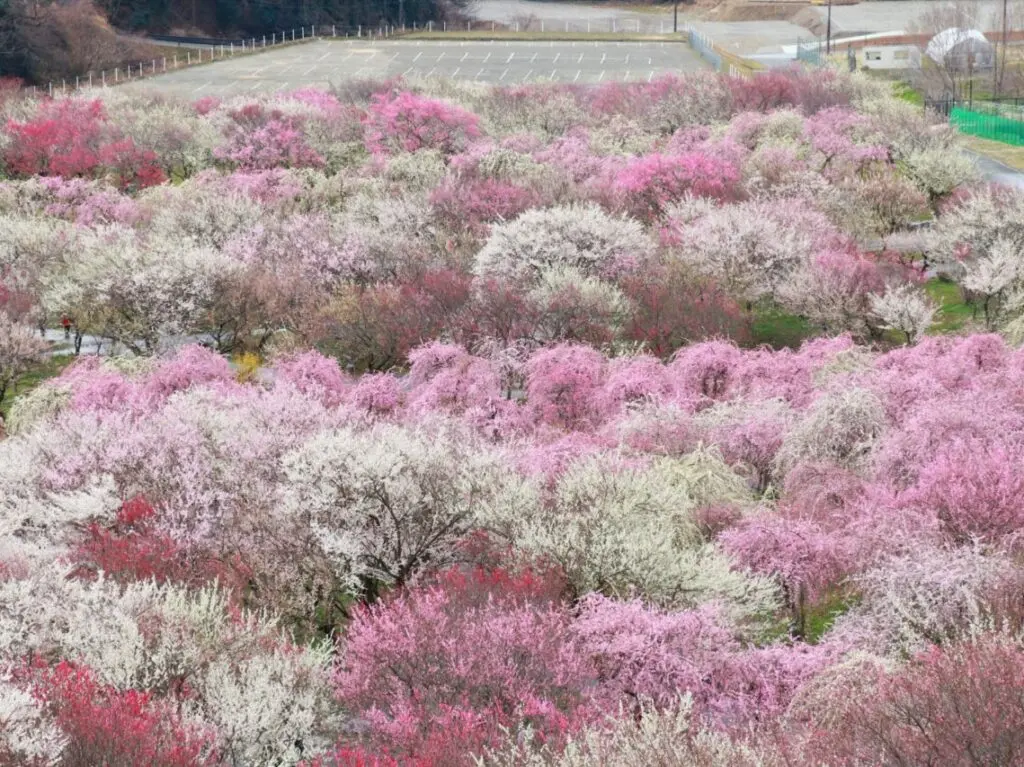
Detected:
left=122, top=38, right=707, bottom=98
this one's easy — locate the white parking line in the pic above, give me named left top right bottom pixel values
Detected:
left=414, top=52, right=422, bottom=61
left=598, top=70, right=605, bottom=81
left=648, top=70, right=655, bottom=82
left=453, top=67, right=460, bottom=77
left=553, top=53, right=560, bottom=63
left=531, top=53, right=537, bottom=62
left=193, top=81, right=212, bottom=93
left=601, top=53, right=606, bottom=63
left=550, top=69, right=557, bottom=79
left=427, top=67, right=436, bottom=76
left=524, top=69, right=533, bottom=81
left=437, top=52, right=445, bottom=61
left=574, top=70, right=581, bottom=82
left=403, top=66, right=414, bottom=76
left=500, top=68, right=509, bottom=81
left=318, top=51, right=330, bottom=61
left=507, top=52, right=515, bottom=62
left=577, top=53, right=584, bottom=63
left=484, top=52, right=491, bottom=62
left=461, top=52, right=468, bottom=61
left=476, top=68, right=485, bottom=79
left=303, top=66, right=317, bottom=76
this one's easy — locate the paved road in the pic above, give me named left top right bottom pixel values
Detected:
left=120, top=38, right=705, bottom=97
left=470, top=0, right=673, bottom=31
left=826, top=0, right=1005, bottom=36
left=968, top=150, right=1024, bottom=189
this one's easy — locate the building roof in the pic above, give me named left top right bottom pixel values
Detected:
left=926, top=28, right=991, bottom=62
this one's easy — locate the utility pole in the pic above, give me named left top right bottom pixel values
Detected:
left=673, top=0, right=679, bottom=33
left=399, top=0, right=405, bottom=29
left=826, top=0, right=832, bottom=55
left=998, top=0, right=1008, bottom=97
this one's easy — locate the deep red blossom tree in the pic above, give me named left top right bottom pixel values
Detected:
left=70, top=497, right=250, bottom=599
left=29, top=660, right=219, bottom=767
left=4, top=99, right=165, bottom=189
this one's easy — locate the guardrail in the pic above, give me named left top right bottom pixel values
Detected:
left=25, top=23, right=411, bottom=97
left=684, top=24, right=760, bottom=77
left=26, top=19, right=759, bottom=97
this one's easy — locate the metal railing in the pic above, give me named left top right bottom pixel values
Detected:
left=927, top=96, right=1024, bottom=146
left=797, top=37, right=824, bottom=67
left=685, top=24, right=758, bottom=77
left=26, top=23, right=406, bottom=97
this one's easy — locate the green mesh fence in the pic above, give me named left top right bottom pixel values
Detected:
left=950, top=106, right=1024, bottom=146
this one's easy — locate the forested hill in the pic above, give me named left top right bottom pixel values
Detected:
left=99, top=0, right=471, bottom=34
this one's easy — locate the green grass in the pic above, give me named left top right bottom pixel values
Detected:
left=802, top=589, right=859, bottom=644
left=964, top=135, right=1024, bottom=170
left=750, top=308, right=814, bottom=349
left=892, top=80, right=924, bottom=106
left=925, top=277, right=975, bottom=334
left=1, top=355, right=74, bottom=422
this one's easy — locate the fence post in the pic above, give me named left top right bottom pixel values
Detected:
left=163, top=57, right=166, bottom=71
left=102, top=71, right=106, bottom=87
left=49, top=82, right=53, bottom=96
left=89, top=72, right=93, bottom=87
left=312, top=25, right=316, bottom=36
left=230, top=42, right=234, bottom=55
left=75, top=76, right=79, bottom=90
left=541, top=20, right=544, bottom=32
left=152, top=59, right=156, bottom=73
left=292, top=29, right=296, bottom=41
left=115, top=67, right=119, bottom=82
left=187, top=51, right=191, bottom=65
left=332, top=25, right=336, bottom=37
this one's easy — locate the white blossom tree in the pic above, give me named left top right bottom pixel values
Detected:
left=870, top=284, right=937, bottom=344
left=0, top=311, right=47, bottom=410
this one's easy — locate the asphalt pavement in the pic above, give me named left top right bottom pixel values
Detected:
left=120, top=38, right=706, bottom=97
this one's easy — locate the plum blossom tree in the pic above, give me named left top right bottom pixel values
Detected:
left=801, top=634, right=1024, bottom=767
left=609, top=152, right=741, bottom=222
left=479, top=453, right=778, bottom=621
left=333, top=568, right=594, bottom=763
left=0, top=311, right=47, bottom=409
left=473, top=205, right=652, bottom=285
left=42, top=226, right=237, bottom=355
left=673, top=201, right=826, bottom=307
left=364, top=91, right=482, bottom=156
left=869, top=284, right=936, bottom=344
left=281, top=425, right=507, bottom=598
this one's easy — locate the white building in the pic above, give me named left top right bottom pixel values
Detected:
left=860, top=44, right=922, bottom=70
left=926, top=28, right=995, bottom=71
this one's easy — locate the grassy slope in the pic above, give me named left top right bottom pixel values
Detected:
left=0, top=355, right=74, bottom=422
